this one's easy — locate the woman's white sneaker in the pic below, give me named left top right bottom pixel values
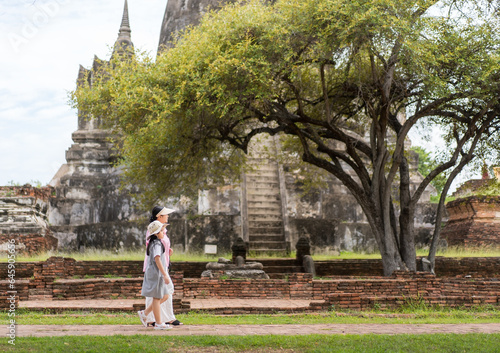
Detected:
left=137, top=311, right=147, bottom=327
left=154, top=323, right=171, bottom=330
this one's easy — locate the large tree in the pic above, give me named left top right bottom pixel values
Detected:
left=73, top=0, right=500, bottom=275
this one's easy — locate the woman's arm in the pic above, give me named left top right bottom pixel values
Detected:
left=154, top=255, right=170, bottom=284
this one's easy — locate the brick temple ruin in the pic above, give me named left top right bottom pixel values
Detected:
left=1, top=0, right=499, bottom=314
left=1, top=0, right=498, bottom=257
left=2, top=256, right=499, bottom=311
left=441, top=176, right=500, bottom=247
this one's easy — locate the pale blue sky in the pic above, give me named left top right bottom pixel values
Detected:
left=0, top=0, right=166, bottom=186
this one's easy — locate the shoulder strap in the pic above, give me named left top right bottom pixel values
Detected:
left=146, top=237, right=165, bottom=256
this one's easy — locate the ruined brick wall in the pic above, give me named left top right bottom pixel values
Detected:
left=2, top=257, right=500, bottom=310
left=0, top=233, right=58, bottom=255
left=0, top=185, right=57, bottom=255
left=2, top=257, right=500, bottom=281
left=0, top=256, right=178, bottom=305
left=315, top=259, right=385, bottom=276
left=183, top=278, right=289, bottom=299
left=325, top=272, right=500, bottom=310
left=313, top=272, right=443, bottom=301
left=27, top=276, right=186, bottom=302
left=170, top=261, right=208, bottom=278
left=52, top=278, right=143, bottom=299
left=441, top=196, right=500, bottom=247
left=0, top=262, right=36, bottom=279
left=182, top=273, right=312, bottom=299
left=72, top=260, right=144, bottom=277
left=50, top=272, right=184, bottom=301
left=28, top=257, right=77, bottom=300
left=0, top=185, right=54, bottom=199
left=434, top=257, right=500, bottom=277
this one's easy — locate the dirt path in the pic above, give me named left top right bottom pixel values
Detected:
left=6, top=323, right=500, bottom=337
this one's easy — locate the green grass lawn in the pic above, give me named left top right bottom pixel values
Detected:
left=2, top=334, right=499, bottom=353
left=3, top=310, right=499, bottom=352
left=2, top=246, right=500, bottom=263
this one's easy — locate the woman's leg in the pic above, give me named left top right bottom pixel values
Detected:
left=164, top=292, right=176, bottom=323
left=164, top=272, right=177, bottom=323
left=160, top=294, right=169, bottom=304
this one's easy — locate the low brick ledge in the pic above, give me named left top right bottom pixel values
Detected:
left=183, top=307, right=318, bottom=315
left=51, top=277, right=144, bottom=300
left=326, top=293, right=500, bottom=310
left=53, top=278, right=143, bottom=284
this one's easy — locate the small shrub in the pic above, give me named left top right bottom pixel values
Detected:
left=399, top=294, right=431, bottom=312
left=469, top=304, right=498, bottom=313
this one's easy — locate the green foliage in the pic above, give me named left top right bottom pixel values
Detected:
left=72, top=0, right=500, bottom=273
left=6, top=180, right=42, bottom=187
left=72, top=0, right=500, bottom=203
left=471, top=180, right=500, bottom=196
left=411, top=146, right=447, bottom=194
left=399, top=294, right=431, bottom=312
left=430, top=195, right=455, bottom=203
left=450, top=179, right=500, bottom=198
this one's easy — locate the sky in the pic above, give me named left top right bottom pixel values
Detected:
left=0, top=0, right=167, bottom=186
left=0, top=0, right=482, bottom=191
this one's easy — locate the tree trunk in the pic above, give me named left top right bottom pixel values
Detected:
left=399, top=156, right=416, bottom=271
left=379, top=236, right=404, bottom=276
left=371, top=222, right=405, bottom=276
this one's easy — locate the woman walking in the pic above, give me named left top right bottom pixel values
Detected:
left=138, top=220, right=173, bottom=330
left=142, top=206, right=182, bottom=327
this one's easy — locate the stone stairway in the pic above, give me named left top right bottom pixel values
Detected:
left=244, top=136, right=288, bottom=256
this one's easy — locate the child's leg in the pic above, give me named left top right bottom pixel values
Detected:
left=151, top=298, right=162, bottom=324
